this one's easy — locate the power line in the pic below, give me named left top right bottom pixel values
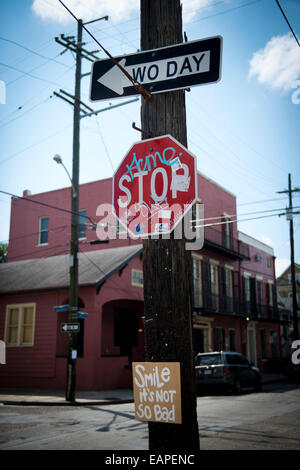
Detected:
left=192, top=205, right=300, bottom=224
left=0, top=62, right=75, bottom=127
left=0, top=36, right=71, bottom=68
left=6, top=54, right=72, bottom=87
left=1, top=224, right=69, bottom=244
left=188, top=136, right=273, bottom=199
left=0, top=95, right=52, bottom=130
left=187, top=110, right=282, bottom=188
left=237, top=196, right=300, bottom=206
left=0, top=61, right=70, bottom=88
left=187, top=0, right=262, bottom=24
left=94, top=116, right=115, bottom=172
left=187, top=97, right=288, bottom=176
left=0, top=190, right=97, bottom=226
left=7, top=242, right=70, bottom=261
left=275, top=0, right=300, bottom=48
left=0, top=123, right=72, bottom=165
left=79, top=247, right=142, bottom=300
left=4, top=233, right=105, bottom=262
left=3, top=187, right=299, bottom=235
left=194, top=210, right=299, bottom=230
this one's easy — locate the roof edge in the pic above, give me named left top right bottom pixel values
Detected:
left=96, top=246, right=143, bottom=293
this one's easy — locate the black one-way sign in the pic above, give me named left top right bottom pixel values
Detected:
left=61, top=323, right=80, bottom=333
left=90, top=36, right=222, bottom=102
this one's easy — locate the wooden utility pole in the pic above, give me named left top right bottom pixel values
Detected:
left=140, top=0, right=200, bottom=451
left=66, top=18, right=82, bottom=403
left=54, top=16, right=108, bottom=402
left=278, top=174, right=300, bottom=341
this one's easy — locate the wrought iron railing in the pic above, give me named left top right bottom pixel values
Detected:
left=204, top=226, right=239, bottom=253
left=194, top=292, right=279, bottom=320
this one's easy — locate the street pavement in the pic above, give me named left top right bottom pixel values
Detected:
left=0, top=376, right=299, bottom=451
left=197, top=382, right=300, bottom=450
left=0, top=372, right=285, bottom=406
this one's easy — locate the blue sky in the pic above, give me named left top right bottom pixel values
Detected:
left=0, top=0, right=299, bottom=275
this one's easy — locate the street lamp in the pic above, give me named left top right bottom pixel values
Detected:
left=53, top=154, right=77, bottom=198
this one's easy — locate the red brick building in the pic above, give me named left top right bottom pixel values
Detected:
left=0, top=173, right=283, bottom=390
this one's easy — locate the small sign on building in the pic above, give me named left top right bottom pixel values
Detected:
left=0, top=340, right=6, bottom=365
left=61, top=323, right=80, bottom=333
left=132, top=362, right=182, bottom=424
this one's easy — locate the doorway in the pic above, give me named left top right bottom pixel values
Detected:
left=193, top=329, right=204, bottom=355
left=193, top=320, right=212, bottom=354
left=114, top=308, right=138, bottom=363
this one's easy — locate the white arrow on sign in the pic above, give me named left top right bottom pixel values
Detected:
left=98, top=51, right=210, bottom=96
left=61, top=323, right=80, bottom=332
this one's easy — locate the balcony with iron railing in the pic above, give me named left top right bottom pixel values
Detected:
left=240, top=300, right=279, bottom=321
left=193, top=290, right=280, bottom=321
left=203, top=226, right=244, bottom=260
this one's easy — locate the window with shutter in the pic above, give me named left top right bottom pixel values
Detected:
left=5, top=304, right=36, bottom=347
left=260, top=330, right=266, bottom=359
left=250, top=277, right=257, bottom=315
left=229, top=329, right=236, bottom=351
left=38, top=217, right=49, bottom=245
left=214, top=327, right=225, bottom=351
left=202, top=261, right=212, bottom=309
left=78, top=210, right=87, bottom=239
left=256, top=280, right=262, bottom=317
left=210, top=263, right=219, bottom=310
left=192, top=257, right=202, bottom=308
left=221, top=214, right=233, bottom=249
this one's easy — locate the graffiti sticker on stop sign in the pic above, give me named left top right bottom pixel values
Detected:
left=113, top=135, right=197, bottom=237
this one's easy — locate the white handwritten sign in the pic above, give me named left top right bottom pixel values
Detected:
left=132, top=362, right=182, bottom=424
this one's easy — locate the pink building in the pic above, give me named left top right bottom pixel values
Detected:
left=0, top=173, right=283, bottom=390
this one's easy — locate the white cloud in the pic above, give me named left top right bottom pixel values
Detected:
left=32, top=0, right=221, bottom=25
left=31, top=0, right=139, bottom=24
left=181, top=0, right=220, bottom=23
left=275, top=258, right=290, bottom=278
left=249, top=33, right=300, bottom=92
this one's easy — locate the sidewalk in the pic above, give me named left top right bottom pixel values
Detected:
left=0, top=387, right=134, bottom=406
left=0, top=373, right=287, bottom=406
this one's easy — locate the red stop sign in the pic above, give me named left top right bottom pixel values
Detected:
left=113, top=134, right=197, bottom=237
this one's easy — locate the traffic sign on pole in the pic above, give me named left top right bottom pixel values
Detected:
left=90, top=36, right=222, bottom=101
left=61, top=323, right=80, bottom=333
left=77, top=312, right=88, bottom=319
left=54, top=305, right=70, bottom=313
left=113, top=134, right=197, bottom=238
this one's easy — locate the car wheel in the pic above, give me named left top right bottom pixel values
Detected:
left=233, top=376, right=242, bottom=395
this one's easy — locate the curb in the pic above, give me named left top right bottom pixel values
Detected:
left=0, top=398, right=134, bottom=406
left=261, top=377, right=287, bottom=385
left=0, top=378, right=289, bottom=406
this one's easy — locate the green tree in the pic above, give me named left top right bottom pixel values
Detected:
left=0, top=242, right=8, bottom=263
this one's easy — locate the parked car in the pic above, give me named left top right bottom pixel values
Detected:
left=280, top=354, right=300, bottom=382
left=195, top=351, right=262, bottom=394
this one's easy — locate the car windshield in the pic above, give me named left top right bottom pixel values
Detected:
left=196, top=354, right=223, bottom=366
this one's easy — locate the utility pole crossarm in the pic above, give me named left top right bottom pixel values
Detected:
left=54, top=36, right=99, bottom=62
left=277, top=188, right=300, bottom=194
left=53, top=91, right=90, bottom=115
left=80, top=97, right=139, bottom=119
left=57, top=0, right=151, bottom=100
left=59, top=89, right=94, bottom=112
